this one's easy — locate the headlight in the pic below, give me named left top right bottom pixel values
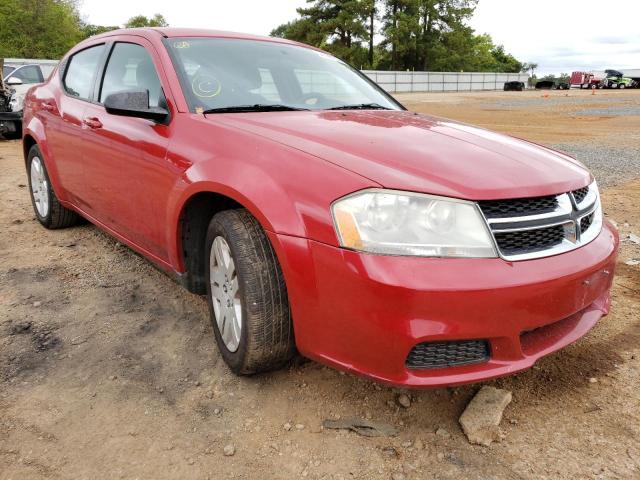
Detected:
left=332, top=189, right=497, bottom=258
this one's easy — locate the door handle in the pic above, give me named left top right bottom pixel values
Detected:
left=83, top=117, right=103, bottom=129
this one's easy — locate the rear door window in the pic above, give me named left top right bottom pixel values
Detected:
left=63, top=45, right=106, bottom=100
left=100, top=43, right=163, bottom=107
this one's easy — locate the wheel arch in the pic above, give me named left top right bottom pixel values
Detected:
left=21, top=118, right=67, bottom=202
left=23, top=133, right=38, bottom=166
left=173, top=186, right=278, bottom=294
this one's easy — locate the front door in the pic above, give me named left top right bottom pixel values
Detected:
left=80, top=39, right=175, bottom=262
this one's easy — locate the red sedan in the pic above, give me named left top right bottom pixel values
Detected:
left=22, top=28, right=618, bottom=387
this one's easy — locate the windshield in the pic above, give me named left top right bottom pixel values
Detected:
left=165, top=38, right=401, bottom=113
left=2, top=65, right=15, bottom=80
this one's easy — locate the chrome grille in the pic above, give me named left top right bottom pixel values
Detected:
left=494, top=225, right=565, bottom=255
left=479, top=196, right=558, bottom=218
left=480, top=182, right=602, bottom=261
left=580, top=212, right=594, bottom=233
left=572, top=186, right=589, bottom=204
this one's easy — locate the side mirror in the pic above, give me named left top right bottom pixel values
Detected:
left=104, top=90, right=169, bottom=123
left=6, top=77, right=23, bottom=86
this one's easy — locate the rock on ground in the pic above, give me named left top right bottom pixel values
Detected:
left=459, top=386, right=512, bottom=446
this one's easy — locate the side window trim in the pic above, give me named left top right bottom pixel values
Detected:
left=61, top=43, right=110, bottom=104
left=93, top=42, right=116, bottom=102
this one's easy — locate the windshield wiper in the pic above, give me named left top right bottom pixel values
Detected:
left=203, top=104, right=310, bottom=114
left=326, top=103, right=392, bottom=111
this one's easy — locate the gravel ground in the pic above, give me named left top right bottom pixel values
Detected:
left=482, top=96, right=629, bottom=108
left=550, top=142, right=640, bottom=188
left=571, top=106, right=640, bottom=117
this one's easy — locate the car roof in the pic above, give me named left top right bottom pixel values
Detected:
left=90, top=27, right=308, bottom=48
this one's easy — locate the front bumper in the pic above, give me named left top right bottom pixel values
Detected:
left=269, top=221, right=618, bottom=387
left=0, top=111, right=22, bottom=121
left=0, top=111, right=22, bottom=135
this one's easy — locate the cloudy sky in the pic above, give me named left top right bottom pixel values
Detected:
left=80, top=0, right=640, bottom=75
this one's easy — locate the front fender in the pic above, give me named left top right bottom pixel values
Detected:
left=164, top=120, right=378, bottom=272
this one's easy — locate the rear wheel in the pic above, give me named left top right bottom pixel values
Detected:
left=205, top=209, right=295, bottom=374
left=27, top=145, right=79, bottom=229
left=619, top=84, right=625, bottom=90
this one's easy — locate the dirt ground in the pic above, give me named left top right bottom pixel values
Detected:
left=1, top=89, right=639, bottom=480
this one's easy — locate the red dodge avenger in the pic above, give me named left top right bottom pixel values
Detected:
left=22, top=28, right=618, bottom=387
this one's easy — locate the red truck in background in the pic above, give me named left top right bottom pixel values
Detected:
left=571, top=71, right=602, bottom=89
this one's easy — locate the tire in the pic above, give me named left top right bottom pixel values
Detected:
left=205, top=208, right=295, bottom=375
left=619, top=84, right=625, bottom=90
left=27, top=144, right=79, bottom=229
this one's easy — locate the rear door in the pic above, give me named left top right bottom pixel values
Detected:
left=80, top=38, right=174, bottom=261
left=47, top=44, right=106, bottom=204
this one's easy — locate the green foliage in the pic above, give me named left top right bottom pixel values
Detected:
left=271, top=18, right=327, bottom=47
left=0, top=2, right=170, bottom=60
left=81, top=23, right=119, bottom=38
left=539, top=72, right=570, bottom=84
left=124, top=14, right=169, bottom=28
left=0, top=0, right=84, bottom=59
left=272, top=1, right=374, bottom=67
left=273, top=0, right=523, bottom=72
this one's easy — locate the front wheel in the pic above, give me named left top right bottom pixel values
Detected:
left=205, top=209, right=295, bottom=374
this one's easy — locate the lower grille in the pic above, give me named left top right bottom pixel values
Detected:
left=494, top=224, right=565, bottom=255
left=406, top=340, right=490, bottom=369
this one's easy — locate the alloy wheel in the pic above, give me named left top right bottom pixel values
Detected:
left=209, top=236, right=242, bottom=352
left=30, top=156, right=49, bottom=218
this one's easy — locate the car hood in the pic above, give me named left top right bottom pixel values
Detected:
left=213, top=110, right=591, bottom=200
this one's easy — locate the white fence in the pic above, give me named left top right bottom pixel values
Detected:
left=3, top=58, right=531, bottom=94
left=362, top=70, right=530, bottom=93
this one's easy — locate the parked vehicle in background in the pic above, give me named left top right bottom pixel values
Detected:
left=0, top=62, right=50, bottom=139
left=503, top=81, right=524, bottom=91
left=22, top=28, right=618, bottom=387
left=535, top=79, right=569, bottom=90
left=601, top=69, right=636, bottom=89
left=570, top=71, right=602, bottom=89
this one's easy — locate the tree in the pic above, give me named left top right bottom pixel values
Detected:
left=365, top=0, right=376, bottom=68
left=490, top=44, right=522, bottom=73
left=81, top=23, right=118, bottom=38
left=272, top=1, right=372, bottom=67
left=271, top=18, right=328, bottom=47
left=0, top=0, right=84, bottom=59
left=125, top=13, right=168, bottom=28
left=273, top=0, right=523, bottom=73
left=415, top=0, right=477, bottom=71
left=379, top=0, right=420, bottom=70
left=522, top=62, right=538, bottom=77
